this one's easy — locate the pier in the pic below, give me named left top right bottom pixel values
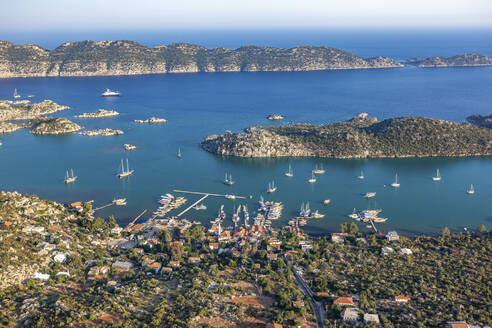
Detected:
left=93, top=202, right=114, bottom=211
left=173, top=189, right=248, bottom=199
left=176, top=194, right=209, bottom=218
left=125, top=209, right=148, bottom=229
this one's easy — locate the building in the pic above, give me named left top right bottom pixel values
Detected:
left=400, top=248, right=413, bottom=255
left=382, top=247, right=394, bottom=255
left=447, top=322, right=469, bottom=328
left=169, top=260, right=180, bottom=267
left=331, top=232, right=348, bottom=243
left=33, top=272, right=50, bottom=280
left=266, top=253, right=278, bottom=261
left=394, top=295, right=409, bottom=303
left=292, top=300, right=305, bottom=307
left=386, top=231, right=399, bottom=241
left=265, top=324, right=283, bottom=328
left=340, top=307, right=359, bottom=322
left=189, top=257, right=201, bottom=264
left=334, top=297, right=354, bottom=306
left=53, top=253, right=68, bottom=263
left=147, top=261, right=162, bottom=273
left=112, top=261, right=134, bottom=271
left=316, top=292, right=330, bottom=297
left=88, top=266, right=110, bottom=276
left=363, top=313, right=380, bottom=324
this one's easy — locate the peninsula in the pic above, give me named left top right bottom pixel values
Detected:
left=467, top=114, right=492, bottom=129
left=201, top=113, right=492, bottom=158
left=405, top=53, right=492, bottom=67
left=30, top=117, right=82, bottom=135
left=0, top=40, right=403, bottom=78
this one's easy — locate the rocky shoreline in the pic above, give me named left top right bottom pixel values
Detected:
left=467, top=114, right=492, bottom=129
left=201, top=114, right=492, bottom=158
left=405, top=54, right=492, bottom=67
left=78, top=128, right=124, bottom=136
left=30, top=117, right=82, bottom=135
left=133, top=117, right=167, bottom=124
left=75, top=109, right=119, bottom=118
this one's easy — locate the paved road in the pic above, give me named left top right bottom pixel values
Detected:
left=292, top=266, right=326, bottom=328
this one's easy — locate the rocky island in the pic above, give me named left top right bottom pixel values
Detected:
left=405, top=53, right=492, bottom=67
left=201, top=113, right=492, bottom=158
left=0, top=40, right=403, bottom=78
left=0, top=99, right=71, bottom=134
left=75, top=109, right=119, bottom=118
left=467, top=114, right=492, bottom=129
left=267, top=114, right=284, bottom=120
left=78, top=128, right=124, bottom=136
left=30, top=117, right=82, bottom=135
left=133, top=117, right=167, bottom=123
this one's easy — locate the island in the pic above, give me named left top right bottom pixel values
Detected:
left=75, top=109, right=119, bottom=118
left=200, top=113, right=492, bottom=158
left=133, top=117, right=167, bottom=124
left=30, top=117, right=82, bottom=135
left=405, top=53, right=492, bottom=67
left=0, top=190, right=489, bottom=327
left=78, top=128, right=124, bottom=136
left=267, top=114, right=284, bottom=120
left=0, top=99, right=71, bottom=134
left=467, top=114, right=492, bottom=129
left=0, top=40, right=404, bottom=78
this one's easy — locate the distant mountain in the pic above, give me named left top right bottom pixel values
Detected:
left=0, top=40, right=402, bottom=78
left=467, top=114, right=492, bottom=129
left=405, top=54, right=492, bottom=67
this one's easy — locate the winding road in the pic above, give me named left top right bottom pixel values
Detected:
left=292, top=266, right=326, bottom=328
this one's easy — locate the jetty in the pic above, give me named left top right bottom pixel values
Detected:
left=125, top=209, right=147, bottom=229
left=176, top=194, right=209, bottom=218
left=173, top=189, right=248, bottom=199
left=93, top=202, right=114, bottom=211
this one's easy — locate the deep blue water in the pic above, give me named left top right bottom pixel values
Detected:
left=0, top=29, right=491, bottom=235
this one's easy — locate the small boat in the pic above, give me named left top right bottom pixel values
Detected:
left=299, top=202, right=311, bottom=217
left=348, top=208, right=359, bottom=219
left=466, top=184, right=475, bottom=195
left=124, top=144, right=137, bottom=151
left=0, top=141, right=2, bottom=147
left=27, top=94, right=35, bottom=98
left=225, top=194, right=236, bottom=200
left=366, top=225, right=372, bottom=229
left=267, top=181, right=277, bottom=193
left=372, top=217, right=387, bottom=223
left=391, top=174, right=400, bottom=188
left=13, top=88, right=20, bottom=99
left=310, top=210, right=325, bottom=219
left=224, top=173, right=234, bottom=185
left=64, top=169, right=77, bottom=184
left=194, top=204, right=207, bottom=210
left=101, top=88, right=121, bottom=96
left=307, top=173, right=317, bottom=183
left=113, top=198, right=127, bottom=206
left=323, top=199, right=331, bottom=205
left=118, top=158, right=134, bottom=178
left=177, top=148, right=182, bottom=159
left=358, top=170, right=365, bottom=179
left=312, top=164, right=325, bottom=175
left=432, top=169, right=441, bottom=181
left=364, top=192, right=376, bottom=199
left=285, top=164, right=293, bottom=177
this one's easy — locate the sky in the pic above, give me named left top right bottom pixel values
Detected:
left=1, top=0, right=492, bottom=30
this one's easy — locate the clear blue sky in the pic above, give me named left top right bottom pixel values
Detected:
left=1, top=0, right=491, bottom=30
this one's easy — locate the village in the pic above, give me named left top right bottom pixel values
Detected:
left=0, top=190, right=490, bottom=327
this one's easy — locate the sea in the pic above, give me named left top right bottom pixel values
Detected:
left=0, top=28, right=491, bottom=235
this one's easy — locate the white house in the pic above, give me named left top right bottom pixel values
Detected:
left=53, top=253, right=68, bottom=263
left=33, top=272, right=50, bottom=280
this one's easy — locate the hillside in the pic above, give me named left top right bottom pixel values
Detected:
left=200, top=114, right=492, bottom=158
left=0, top=40, right=402, bottom=77
left=405, top=53, right=492, bottom=67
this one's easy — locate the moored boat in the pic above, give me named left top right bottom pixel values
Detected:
left=113, top=198, right=127, bottom=206
left=307, top=173, right=316, bottom=183
left=391, top=173, right=400, bottom=188
left=364, top=192, right=376, bottom=198
left=432, top=169, right=441, bottom=181
left=285, top=164, right=293, bottom=177
left=101, top=88, right=121, bottom=96
left=312, top=164, right=325, bottom=175
left=467, top=184, right=475, bottom=195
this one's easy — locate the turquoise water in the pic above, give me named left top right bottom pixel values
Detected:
left=0, top=66, right=491, bottom=235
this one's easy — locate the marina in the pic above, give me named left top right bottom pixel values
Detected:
left=0, top=67, right=491, bottom=235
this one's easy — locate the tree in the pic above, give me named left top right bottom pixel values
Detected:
left=441, top=227, right=451, bottom=239
left=476, top=224, right=487, bottom=233
left=108, top=215, right=117, bottom=228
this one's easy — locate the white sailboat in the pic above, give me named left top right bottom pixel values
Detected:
left=118, top=159, right=134, bottom=178
left=224, top=173, right=234, bottom=185
left=432, top=169, right=441, bottom=181
left=177, top=148, right=182, bottom=159
left=285, top=164, right=293, bottom=177
left=364, top=192, right=376, bottom=198
left=13, top=88, right=20, bottom=99
left=312, top=164, right=325, bottom=174
left=307, top=172, right=316, bottom=183
left=267, top=181, right=277, bottom=193
left=358, top=170, right=365, bottom=179
left=64, top=169, right=77, bottom=184
left=391, top=173, right=400, bottom=188
left=467, top=184, right=475, bottom=195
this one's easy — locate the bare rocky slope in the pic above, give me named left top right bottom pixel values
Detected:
left=0, top=40, right=403, bottom=78
left=200, top=114, right=492, bottom=158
